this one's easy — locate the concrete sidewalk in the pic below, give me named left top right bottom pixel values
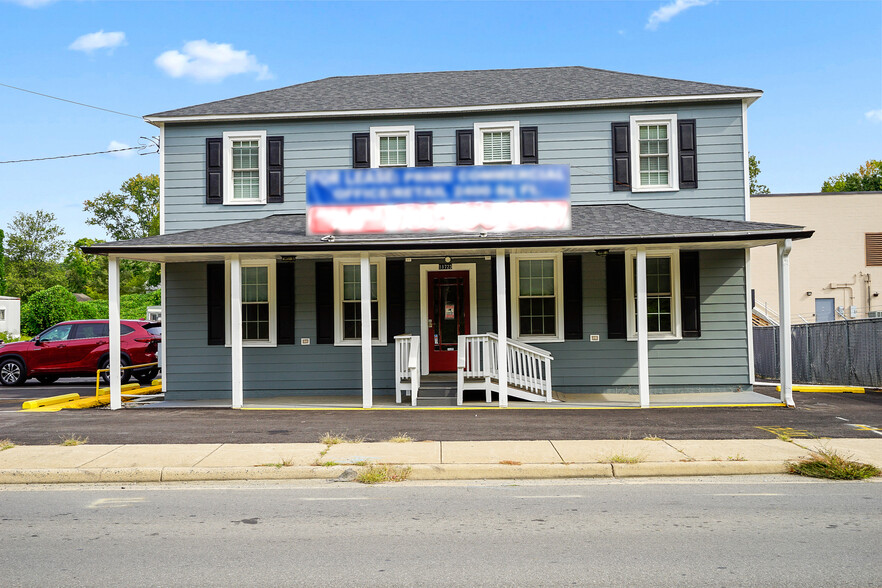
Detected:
left=2, top=437, right=881, bottom=484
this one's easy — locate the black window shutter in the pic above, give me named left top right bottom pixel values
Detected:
left=678, top=119, right=698, bottom=189
left=415, top=131, right=433, bottom=167
left=206, top=263, right=225, bottom=345
left=352, top=133, right=370, bottom=168
left=680, top=251, right=701, bottom=337
left=611, top=123, right=631, bottom=192
left=490, top=257, right=512, bottom=335
left=206, top=138, right=223, bottom=204
left=276, top=261, right=295, bottom=344
left=315, top=261, right=334, bottom=344
left=267, top=136, right=284, bottom=203
left=606, top=254, right=627, bottom=339
left=520, top=126, right=539, bottom=164
left=563, top=254, right=583, bottom=340
left=456, top=129, right=474, bottom=165
left=386, top=260, right=406, bottom=337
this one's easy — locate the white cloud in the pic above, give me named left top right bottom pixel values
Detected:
left=108, top=141, right=136, bottom=158
left=155, top=40, right=272, bottom=83
left=646, top=0, right=713, bottom=30
left=866, top=109, right=882, bottom=123
left=69, top=30, right=126, bottom=53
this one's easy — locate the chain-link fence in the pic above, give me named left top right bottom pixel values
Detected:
left=753, top=318, right=882, bottom=387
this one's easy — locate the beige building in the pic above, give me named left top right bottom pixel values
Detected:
left=751, top=191, right=882, bottom=323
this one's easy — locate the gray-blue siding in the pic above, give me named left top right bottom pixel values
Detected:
left=161, top=101, right=746, bottom=235
left=164, top=250, right=750, bottom=400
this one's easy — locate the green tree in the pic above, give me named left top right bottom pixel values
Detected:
left=5, top=210, right=67, bottom=300
left=83, top=173, right=161, bottom=293
left=822, top=160, right=882, bottom=192
left=20, top=285, right=78, bottom=335
left=63, top=237, right=107, bottom=298
left=749, top=154, right=770, bottom=195
left=84, top=173, right=160, bottom=241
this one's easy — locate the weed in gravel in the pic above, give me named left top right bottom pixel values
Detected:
left=602, top=453, right=643, bottom=464
left=789, top=449, right=880, bottom=480
left=0, top=439, right=16, bottom=451
left=642, top=435, right=664, bottom=441
left=727, top=454, right=747, bottom=462
left=356, top=464, right=411, bottom=484
left=260, top=457, right=296, bottom=468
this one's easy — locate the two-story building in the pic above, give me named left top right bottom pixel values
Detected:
left=85, top=66, right=811, bottom=409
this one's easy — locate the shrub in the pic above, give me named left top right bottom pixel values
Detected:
left=20, top=285, right=78, bottom=335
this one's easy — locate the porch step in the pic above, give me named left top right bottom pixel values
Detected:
left=416, top=379, right=457, bottom=407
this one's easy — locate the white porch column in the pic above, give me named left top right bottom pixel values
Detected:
left=160, top=262, right=167, bottom=393
left=777, top=239, right=794, bottom=407
left=108, top=255, right=122, bottom=410
left=636, top=247, right=650, bottom=408
left=360, top=252, right=373, bottom=409
left=496, top=248, right=508, bottom=408
left=230, top=255, right=244, bottom=408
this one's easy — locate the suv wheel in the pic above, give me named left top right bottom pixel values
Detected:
left=0, top=358, right=26, bottom=386
left=99, top=357, right=131, bottom=386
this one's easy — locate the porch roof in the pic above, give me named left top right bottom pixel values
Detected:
left=83, top=204, right=811, bottom=259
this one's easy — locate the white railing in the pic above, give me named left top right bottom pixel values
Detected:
left=456, top=333, right=553, bottom=405
left=394, top=335, right=420, bottom=406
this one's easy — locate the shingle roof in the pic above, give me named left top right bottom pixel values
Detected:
left=83, top=205, right=809, bottom=256
left=147, top=66, right=760, bottom=119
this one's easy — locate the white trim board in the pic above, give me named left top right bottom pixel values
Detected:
left=144, top=92, right=764, bottom=124
left=419, top=262, right=478, bottom=376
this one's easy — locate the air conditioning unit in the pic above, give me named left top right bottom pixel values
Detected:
left=869, top=311, right=882, bottom=319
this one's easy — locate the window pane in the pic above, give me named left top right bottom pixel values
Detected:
left=483, top=130, right=511, bottom=162
left=379, top=135, right=407, bottom=167
left=341, top=264, right=380, bottom=339
left=233, top=170, right=260, bottom=199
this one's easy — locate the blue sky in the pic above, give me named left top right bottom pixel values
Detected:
left=1, top=0, right=880, bottom=241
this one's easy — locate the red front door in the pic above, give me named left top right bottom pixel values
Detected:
left=427, top=271, right=470, bottom=372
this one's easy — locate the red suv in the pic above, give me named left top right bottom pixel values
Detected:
left=0, top=320, right=161, bottom=386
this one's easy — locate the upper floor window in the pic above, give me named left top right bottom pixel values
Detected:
left=475, top=121, right=520, bottom=165
left=510, top=253, right=564, bottom=342
left=629, top=115, right=679, bottom=192
left=370, top=126, right=415, bottom=168
left=223, top=130, right=267, bottom=204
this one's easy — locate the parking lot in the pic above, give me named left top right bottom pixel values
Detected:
left=1, top=378, right=880, bottom=445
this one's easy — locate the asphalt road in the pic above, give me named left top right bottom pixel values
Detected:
left=1, top=380, right=881, bottom=444
left=1, top=477, right=879, bottom=587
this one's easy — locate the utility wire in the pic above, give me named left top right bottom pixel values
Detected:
left=0, top=82, right=142, bottom=119
left=0, top=145, right=147, bottom=164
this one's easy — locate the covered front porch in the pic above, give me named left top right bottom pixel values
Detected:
left=84, top=204, right=811, bottom=410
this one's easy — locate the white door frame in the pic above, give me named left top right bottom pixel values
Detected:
left=419, top=263, right=478, bottom=375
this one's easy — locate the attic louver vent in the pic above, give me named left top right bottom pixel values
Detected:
left=867, top=233, right=882, bottom=266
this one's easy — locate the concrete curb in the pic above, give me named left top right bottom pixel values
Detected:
left=0, top=461, right=792, bottom=484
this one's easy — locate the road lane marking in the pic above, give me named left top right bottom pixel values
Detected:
left=88, top=497, right=146, bottom=508
left=847, top=424, right=882, bottom=436
left=755, top=426, right=813, bottom=438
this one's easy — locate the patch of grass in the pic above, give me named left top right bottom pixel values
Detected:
left=320, top=432, right=364, bottom=445
left=789, top=449, right=881, bottom=480
left=58, top=435, right=88, bottom=447
left=499, top=460, right=522, bottom=466
left=313, top=460, right=340, bottom=467
left=642, top=435, right=664, bottom=441
left=776, top=433, right=793, bottom=443
left=260, top=457, right=296, bottom=468
left=727, top=454, right=747, bottom=462
left=356, top=464, right=411, bottom=484
left=387, top=433, right=413, bottom=443
left=0, top=439, right=16, bottom=451
left=602, top=453, right=643, bottom=464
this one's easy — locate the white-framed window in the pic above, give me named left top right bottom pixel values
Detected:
left=223, top=130, right=267, bottom=205
left=625, top=250, right=681, bottom=340
left=510, top=253, right=564, bottom=342
left=0, top=307, right=5, bottom=321
left=224, top=259, right=277, bottom=346
left=629, top=114, right=679, bottom=192
left=370, top=126, right=415, bottom=168
left=474, top=121, right=520, bottom=165
left=333, top=257, right=387, bottom=345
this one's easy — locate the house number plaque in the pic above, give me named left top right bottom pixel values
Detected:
left=438, top=262, right=453, bottom=270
